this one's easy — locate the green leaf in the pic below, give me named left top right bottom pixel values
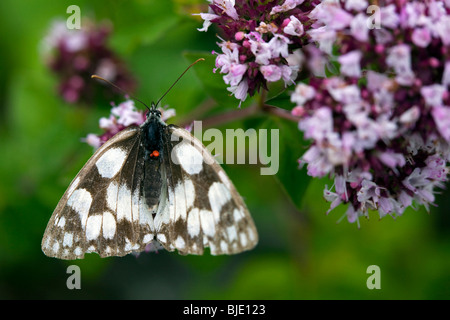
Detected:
left=265, top=79, right=288, bottom=101
left=265, top=90, right=294, bottom=110
left=103, top=1, right=180, bottom=54
left=239, top=114, right=311, bottom=210
left=266, top=117, right=311, bottom=210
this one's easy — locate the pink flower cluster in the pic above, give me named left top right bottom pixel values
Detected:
left=291, top=0, right=450, bottom=224
left=42, top=19, right=135, bottom=104
left=197, top=0, right=320, bottom=105
left=84, top=99, right=175, bottom=148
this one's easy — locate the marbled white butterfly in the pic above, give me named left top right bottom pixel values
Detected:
left=41, top=61, right=258, bottom=259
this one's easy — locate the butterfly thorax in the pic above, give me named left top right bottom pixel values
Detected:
left=141, top=112, right=166, bottom=209
left=142, top=111, right=165, bottom=160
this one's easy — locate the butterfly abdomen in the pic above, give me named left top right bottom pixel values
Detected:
left=142, top=116, right=165, bottom=208
left=143, top=159, right=163, bottom=208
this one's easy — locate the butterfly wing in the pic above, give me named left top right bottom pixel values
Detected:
left=41, top=126, right=159, bottom=259
left=43, top=121, right=258, bottom=259
left=154, top=125, right=258, bottom=255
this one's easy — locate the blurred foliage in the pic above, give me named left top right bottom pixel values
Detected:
left=0, top=0, right=449, bottom=300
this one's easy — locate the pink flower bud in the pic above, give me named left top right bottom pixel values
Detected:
left=234, top=31, right=245, bottom=41
left=291, top=106, right=305, bottom=117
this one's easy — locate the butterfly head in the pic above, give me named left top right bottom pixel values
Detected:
left=146, top=102, right=162, bottom=119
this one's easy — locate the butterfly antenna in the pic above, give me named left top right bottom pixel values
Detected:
left=91, top=75, right=151, bottom=112
left=154, top=58, right=205, bottom=109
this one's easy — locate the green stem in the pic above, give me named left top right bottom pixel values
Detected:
left=188, top=104, right=259, bottom=129
left=179, top=94, right=301, bottom=128
left=262, top=104, right=302, bottom=122
left=258, top=89, right=268, bottom=109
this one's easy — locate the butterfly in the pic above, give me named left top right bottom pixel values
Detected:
left=41, top=62, right=258, bottom=260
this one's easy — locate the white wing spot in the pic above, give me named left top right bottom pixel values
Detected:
left=174, top=182, right=187, bottom=221
left=106, top=181, right=119, bottom=211
left=85, top=215, right=103, bottom=241
left=124, top=238, right=133, bottom=251
left=43, top=237, right=51, bottom=249
left=172, top=142, right=204, bottom=175
left=67, top=188, right=92, bottom=230
left=52, top=241, right=60, bottom=253
left=208, top=182, right=231, bottom=223
left=63, top=233, right=73, bottom=247
left=131, top=189, right=140, bottom=223
left=95, top=147, right=127, bottom=178
left=139, top=196, right=155, bottom=229
left=175, top=235, right=186, bottom=250
left=187, top=208, right=200, bottom=237
left=117, top=184, right=132, bottom=222
left=239, top=232, right=248, bottom=247
left=102, top=211, right=116, bottom=239
left=248, top=227, right=256, bottom=242
left=170, top=127, right=216, bottom=166
left=157, top=234, right=167, bottom=244
left=199, top=210, right=215, bottom=237
left=233, top=208, right=244, bottom=222
left=56, top=216, right=66, bottom=228
left=143, top=234, right=154, bottom=243
left=74, top=247, right=82, bottom=256
left=220, top=240, right=228, bottom=253
left=185, top=179, right=195, bottom=209
left=209, top=242, right=217, bottom=255
left=154, top=187, right=171, bottom=231
left=226, top=226, right=238, bottom=242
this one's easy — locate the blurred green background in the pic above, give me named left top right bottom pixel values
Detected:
left=0, top=0, right=449, bottom=299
